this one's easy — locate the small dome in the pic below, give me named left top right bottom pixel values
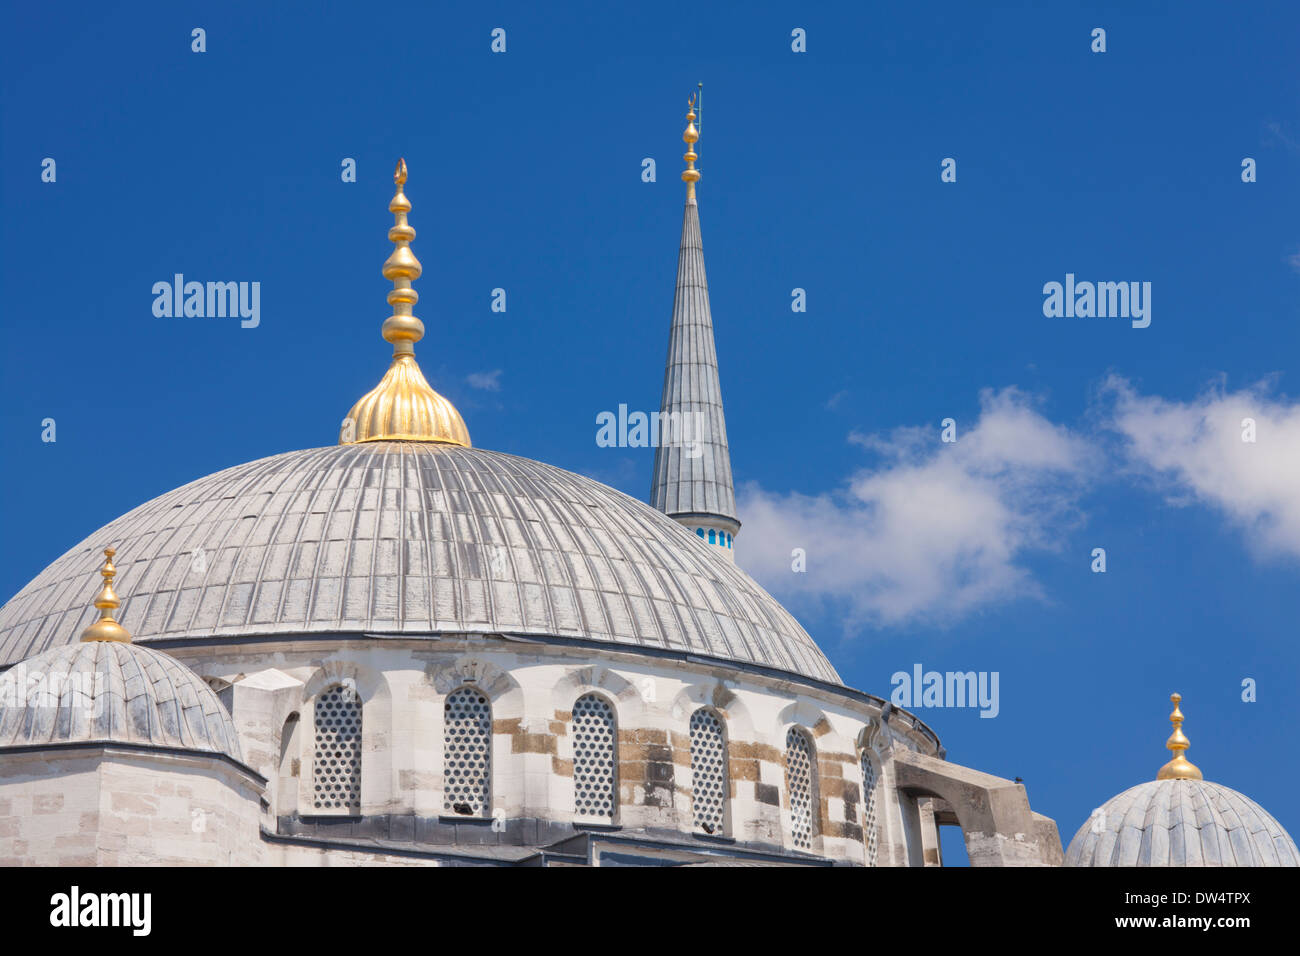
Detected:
left=0, top=640, right=242, bottom=761
left=1065, top=778, right=1300, bottom=867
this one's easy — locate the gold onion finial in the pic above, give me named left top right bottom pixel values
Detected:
left=1156, top=692, right=1203, bottom=781
left=339, top=158, right=471, bottom=446
left=80, top=548, right=131, bottom=643
left=682, top=91, right=700, bottom=204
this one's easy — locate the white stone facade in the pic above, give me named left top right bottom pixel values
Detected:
left=158, top=636, right=941, bottom=866
left=0, top=747, right=263, bottom=866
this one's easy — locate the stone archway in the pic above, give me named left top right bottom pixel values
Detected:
left=890, top=749, right=1063, bottom=867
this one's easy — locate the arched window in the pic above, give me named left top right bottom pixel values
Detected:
left=860, top=751, right=879, bottom=866
left=708, top=529, right=716, bottom=544
left=696, top=528, right=705, bottom=538
left=444, top=686, right=492, bottom=816
left=688, top=708, right=728, bottom=834
left=572, top=693, right=617, bottom=822
left=312, top=685, right=361, bottom=813
left=785, top=727, right=817, bottom=850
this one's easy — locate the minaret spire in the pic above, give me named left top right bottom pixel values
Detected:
left=340, top=159, right=471, bottom=446
left=650, top=90, right=741, bottom=560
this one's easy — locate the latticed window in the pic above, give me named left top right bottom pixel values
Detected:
left=860, top=751, right=880, bottom=866
left=689, top=708, right=727, bottom=834
left=572, top=693, right=617, bottom=821
left=312, top=684, right=362, bottom=812
left=444, top=686, right=492, bottom=816
left=785, top=727, right=816, bottom=850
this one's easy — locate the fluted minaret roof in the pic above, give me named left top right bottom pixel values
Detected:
left=650, top=95, right=740, bottom=535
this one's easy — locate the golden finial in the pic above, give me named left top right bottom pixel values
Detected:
left=682, top=90, right=701, bottom=204
left=339, top=158, right=471, bottom=446
left=80, top=548, right=131, bottom=643
left=1156, top=692, right=1203, bottom=781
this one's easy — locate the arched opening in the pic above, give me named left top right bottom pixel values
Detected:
left=939, top=819, right=971, bottom=867
left=859, top=750, right=880, bottom=866
left=785, top=727, right=818, bottom=851
left=688, top=707, right=728, bottom=835
left=312, top=685, right=362, bottom=814
left=444, top=686, right=492, bottom=817
left=572, top=693, right=617, bottom=822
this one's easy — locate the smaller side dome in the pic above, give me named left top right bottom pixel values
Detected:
left=0, top=548, right=241, bottom=761
left=1066, top=693, right=1299, bottom=866
left=1065, top=778, right=1300, bottom=866
left=0, top=640, right=242, bottom=761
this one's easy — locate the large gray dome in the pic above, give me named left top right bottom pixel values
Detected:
left=0, top=443, right=840, bottom=684
left=1065, top=778, right=1300, bottom=867
left=0, top=640, right=242, bottom=760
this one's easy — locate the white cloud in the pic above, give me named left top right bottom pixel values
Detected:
left=737, top=388, right=1095, bottom=630
left=466, top=369, right=503, bottom=391
left=1265, top=120, right=1300, bottom=154
left=1104, top=375, right=1300, bottom=560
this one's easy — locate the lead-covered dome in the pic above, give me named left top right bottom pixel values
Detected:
left=1065, top=778, right=1300, bottom=867
left=0, top=443, right=840, bottom=684
left=0, top=640, right=242, bottom=760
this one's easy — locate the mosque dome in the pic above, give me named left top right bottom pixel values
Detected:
left=1064, top=694, right=1299, bottom=867
left=0, top=442, right=840, bottom=685
left=0, top=551, right=242, bottom=762
left=1065, top=778, right=1300, bottom=867
left=0, top=640, right=243, bottom=761
left=0, top=152, right=841, bottom=688
left=0, top=135, right=1057, bottom=869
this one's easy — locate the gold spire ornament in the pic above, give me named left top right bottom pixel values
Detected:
left=339, top=159, right=471, bottom=446
left=682, top=93, right=700, bottom=204
left=80, top=548, right=132, bottom=643
left=1156, top=692, right=1203, bottom=781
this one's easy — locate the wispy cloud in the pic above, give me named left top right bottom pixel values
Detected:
left=1264, top=120, right=1300, bottom=154
left=1103, top=375, right=1300, bottom=561
left=737, top=388, right=1096, bottom=630
left=466, top=369, right=503, bottom=391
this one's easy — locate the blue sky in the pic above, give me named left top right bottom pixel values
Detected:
left=3, top=0, right=1298, bottom=862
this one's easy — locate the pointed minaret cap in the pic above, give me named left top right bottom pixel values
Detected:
left=340, top=159, right=471, bottom=446
left=651, top=89, right=741, bottom=560
left=1156, top=693, right=1203, bottom=781
left=682, top=95, right=701, bottom=204
left=80, top=548, right=131, bottom=643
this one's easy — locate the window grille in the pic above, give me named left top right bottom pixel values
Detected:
left=861, top=752, right=879, bottom=866
left=312, top=684, right=361, bottom=812
left=786, top=728, right=816, bottom=850
left=572, top=693, right=617, bottom=821
left=689, top=708, right=727, bottom=834
left=444, top=686, right=492, bottom=815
